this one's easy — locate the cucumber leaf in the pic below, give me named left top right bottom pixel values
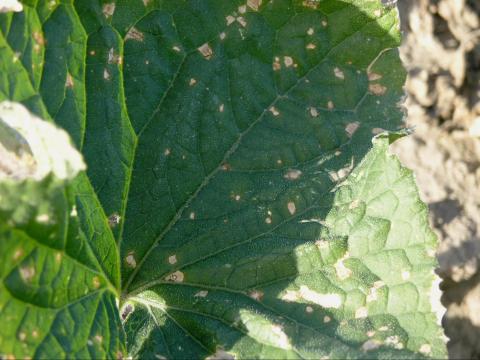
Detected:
left=0, top=1, right=446, bottom=359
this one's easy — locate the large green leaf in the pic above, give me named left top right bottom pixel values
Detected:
left=0, top=0, right=446, bottom=358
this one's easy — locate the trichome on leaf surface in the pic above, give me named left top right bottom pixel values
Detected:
left=0, top=0, right=447, bottom=359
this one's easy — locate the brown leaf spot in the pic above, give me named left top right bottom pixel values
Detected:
left=369, top=83, right=387, bottom=95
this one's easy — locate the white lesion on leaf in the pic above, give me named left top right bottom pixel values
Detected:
left=194, top=290, right=208, bottom=298
left=198, top=43, right=213, bottom=60
left=65, top=73, right=74, bottom=88
left=284, top=169, right=302, bottom=180
left=125, top=27, right=145, bottom=42
left=269, top=106, right=280, bottom=116
left=287, top=201, right=296, bottom=215
left=283, top=56, right=294, bottom=68
left=334, top=67, right=345, bottom=80
left=102, top=3, right=116, bottom=18
left=369, top=83, right=387, bottom=95
left=345, top=121, right=360, bottom=138
left=103, top=68, right=111, bottom=81
left=249, top=290, right=264, bottom=301
left=125, top=252, right=137, bottom=268
left=165, top=270, right=184, bottom=282
left=19, top=266, right=35, bottom=282
left=247, top=0, right=262, bottom=11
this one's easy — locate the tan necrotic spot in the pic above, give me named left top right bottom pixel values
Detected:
left=13, top=248, right=23, bottom=260
left=345, top=122, right=360, bottom=138
left=226, top=15, right=235, bottom=25
left=306, top=43, right=316, bottom=50
left=369, top=83, right=387, bottom=95
left=269, top=106, right=280, bottom=116
left=108, top=213, right=121, bottom=227
left=310, top=107, right=319, bottom=117
left=238, top=5, right=246, bottom=13
left=102, top=3, right=116, bottom=18
left=334, top=67, right=345, bottom=79
left=283, top=56, right=294, bottom=67
left=125, top=27, right=144, bottom=42
left=247, top=0, right=262, bottom=11
left=189, top=78, right=197, bottom=86
left=92, top=276, right=101, bottom=289
left=219, top=32, right=227, bottom=40
left=323, top=315, right=331, bottom=323
left=284, top=169, right=302, bottom=180
left=219, top=104, right=225, bottom=112
left=189, top=212, right=195, bottom=220
left=307, top=27, right=314, bottom=36
left=368, top=72, right=382, bottom=81
left=103, top=69, right=111, bottom=81
left=125, top=252, right=136, bottom=268
left=198, top=43, right=213, bottom=60
left=273, top=57, right=281, bottom=71
left=20, top=266, right=35, bottom=282
left=237, top=16, right=247, bottom=27
left=65, top=73, right=74, bottom=88
left=195, top=290, right=208, bottom=297
left=165, top=270, right=184, bottom=282
left=327, top=100, right=334, bottom=109
left=302, top=0, right=318, bottom=9
left=172, top=45, right=181, bottom=52
left=287, top=201, right=296, bottom=215
left=168, top=255, right=177, bottom=265
left=249, top=290, right=264, bottom=300
left=305, top=306, right=313, bottom=313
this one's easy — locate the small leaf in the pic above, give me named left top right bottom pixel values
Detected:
left=0, top=103, right=124, bottom=359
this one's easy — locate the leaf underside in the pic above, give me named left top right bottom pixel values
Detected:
left=0, top=0, right=446, bottom=359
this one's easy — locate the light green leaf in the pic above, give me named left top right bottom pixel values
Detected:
left=0, top=0, right=446, bottom=359
left=0, top=103, right=124, bottom=359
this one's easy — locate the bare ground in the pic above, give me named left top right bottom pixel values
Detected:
left=393, top=0, right=480, bottom=358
